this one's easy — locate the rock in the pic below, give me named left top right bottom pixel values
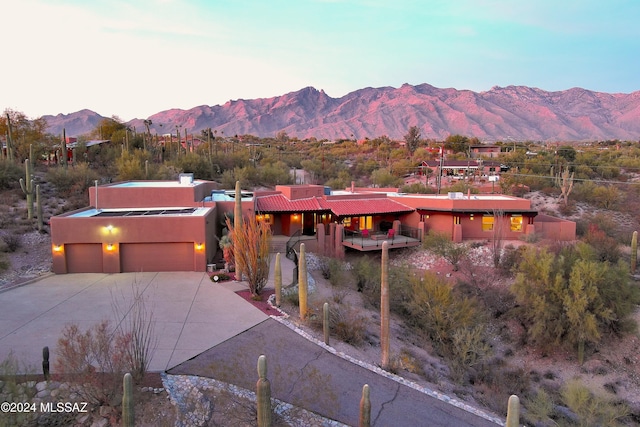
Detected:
left=36, top=381, right=48, bottom=392
left=91, top=417, right=109, bottom=427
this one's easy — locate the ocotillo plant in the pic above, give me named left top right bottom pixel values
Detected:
left=234, top=180, right=244, bottom=280
left=632, top=231, right=638, bottom=274
left=256, top=354, right=272, bottom=427
left=380, top=241, right=390, bottom=370
left=274, top=253, right=282, bottom=307
left=36, top=185, right=43, bottom=231
left=323, top=302, right=330, bottom=345
left=42, top=346, right=50, bottom=381
left=19, top=158, right=34, bottom=219
left=122, top=372, right=134, bottom=427
left=359, top=384, right=371, bottom=427
left=506, top=394, right=519, bottom=427
left=298, top=243, right=308, bottom=320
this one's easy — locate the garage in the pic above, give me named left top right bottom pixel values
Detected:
left=65, top=244, right=103, bottom=273
left=120, top=242, right=194, bottom=272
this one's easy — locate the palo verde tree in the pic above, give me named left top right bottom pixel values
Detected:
left=511, top=244, right=639, bottom=364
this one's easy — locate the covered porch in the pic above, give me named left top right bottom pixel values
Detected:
left=342, top=223, right=422, bottom=251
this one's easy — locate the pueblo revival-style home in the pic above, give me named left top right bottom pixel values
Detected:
left=49, top=177, right=576, bottom=274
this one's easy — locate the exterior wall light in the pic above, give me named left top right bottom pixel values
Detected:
left=106, top=244, right=114, bottom=251
left=195, top=243, right=205, bottom=251
left=53, top=244, right=63, bottom=252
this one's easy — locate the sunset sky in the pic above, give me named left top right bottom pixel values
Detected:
left=3, top=0, right=639, bottom=121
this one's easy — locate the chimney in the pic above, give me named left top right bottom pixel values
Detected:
left=351, top=181, right=355, bottom=193
left=467, top=189, right=471, bottom=199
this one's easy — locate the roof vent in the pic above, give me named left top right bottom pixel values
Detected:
left=179, top=173, right=194, bottom=185
left=448, top=192, right=464, bottom=199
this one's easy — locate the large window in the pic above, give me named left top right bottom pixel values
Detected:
left=482, top=215, right=494, bottom=231
left=510, top=215, right=523, bottom=232
left=359, top=216, right=373, bottom=230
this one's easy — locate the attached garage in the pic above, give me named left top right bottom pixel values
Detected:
left=120, top=243, right=194, bottom=272
left=65, top=244, right=103, bottom=273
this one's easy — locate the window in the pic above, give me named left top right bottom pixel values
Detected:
left=482, top=215, right=494, bottom=231
left=510, top=215, right=523, bottom=232
left=359, top=216, right=373, bottom=230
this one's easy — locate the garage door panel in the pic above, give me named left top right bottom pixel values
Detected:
left=66, top=244, right=103, bottom=273
left=121, top=243, right=193, bottom=272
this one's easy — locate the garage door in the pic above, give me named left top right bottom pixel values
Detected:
left=120, top=243, right=194, bottom=272
left=66, top=244, right=103, bottom=273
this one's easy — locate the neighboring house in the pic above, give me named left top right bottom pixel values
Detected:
left=49, top=180, right=576, bottom=274
left=419, top=160, right=505, bottom=181
left=469, top=144, right=502, bottom=158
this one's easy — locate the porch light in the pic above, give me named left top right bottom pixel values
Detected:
left=106, top=225, right=114, bottom=232
left=195, top=243, right=205, bottom=251
left=53, top=244, right=63, bottom=253
left=106, top=244, right=114, bottom=251
left=470, top=214, right=474, bottom=220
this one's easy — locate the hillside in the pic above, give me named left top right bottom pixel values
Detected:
left=43, top=84, right=640, bottom=141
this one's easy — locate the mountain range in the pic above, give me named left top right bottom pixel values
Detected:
left=43, top=83, right=640, bottom=142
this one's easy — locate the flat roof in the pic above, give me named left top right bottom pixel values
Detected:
left=109, top=180, right=207, bottom=188
left=389, top=193, right=516, bottom=201
left=67, top=207, right=211, bottom=218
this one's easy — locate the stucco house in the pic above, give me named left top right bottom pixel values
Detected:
left=49, top=180, right=576, bottom=274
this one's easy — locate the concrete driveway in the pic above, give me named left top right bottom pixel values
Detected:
left=0, top=271, right=268, bottom=372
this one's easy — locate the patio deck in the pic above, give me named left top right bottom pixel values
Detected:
left=342, top=233, right=421, bottom=251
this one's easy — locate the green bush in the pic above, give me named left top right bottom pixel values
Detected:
left=46, top=163, right=99, bottom=198
left=561, top=380, right=629, bottom=426
left=0, top=159, right=23, bottom=189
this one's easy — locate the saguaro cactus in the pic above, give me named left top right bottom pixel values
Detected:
left=19, top=158, right=34, bottom=219
left=42, top=346, right=50, bottom=381
left=234, top=180, right=244, bottom=280
left=323, top=302, right=330, bottom=345
left=506, top=394, right=519, bottom=427
left=359, top=384, right=371, bottom=427
left=61, top=128, right=68, bottom=169
left=256, top=354, right=272, bottom=427
left=36, top=185, right=43, bottom=231
left=5, top=113, right=14, bottom=162
left=298, top=243, right=308, bottom=320
left=631, top=231, right=638, bottom=274
left=122, top=372, right=134, bottom=427
left=274, top=253, right=282, bottom=307
left=380, top=241, right=390, bottom=370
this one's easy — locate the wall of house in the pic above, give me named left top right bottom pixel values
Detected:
left=89, top=181, right=217, bottom=209
left=534, top=214, right=576, bottom=241
left=50, top=210, right=213, bottom=274
left=275, top=185, right=325, bottom=200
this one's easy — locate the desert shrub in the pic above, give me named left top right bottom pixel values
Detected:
left=0, top=159, right=23, bottom=189
left=325, top=257, right=347, bottom=286
left=226, top=216, right=272, bottom=297
left=54, top=320, right=130, bottom=406
left=46, top=163, right=99, bottom=198
left=359, top=263, right=413, bottom=315
left=498, top=244, right=524, bottom=275
left=561, top=380, right=630, bottom=426
left=352, top=255, right=380, bottom=292
left=422, top=231, right=469, bottom=271
left=523, top=388, right=556, bottom=426
left=328, top=303, right=367, bottom=346
left=404, top=272, right=490, bottom=382
left=2, top=233, right=21, bottom=252
left=0, top=352, right=41, bottom=427
left=582, top=223, right=621, bottom=263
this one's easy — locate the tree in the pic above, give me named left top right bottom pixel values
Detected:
left=511, top=244, right=639, bottom=361
left=0, top=109, right=51, bottom=162
left=422, top=231, right=469, bottom=271
left=370, top=168, right=402, bottom=188
left=404, top=126, right=421, bottom=156
left=444, top=134, right=470, bottom=154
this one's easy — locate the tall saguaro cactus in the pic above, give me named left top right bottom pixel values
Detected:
left=256, top=354, right=272, bottom=427
left=234, top=180, right=244, bottom=280
left=274, top=253, right=282, bottom=307
left=506, top=394, right=519, bottom=427
left=5, top=113, right=14, bottom=162
left=61, top=128, right=68, bottom=169
left=36, top=185, right=43, bottom=231
left=359, top=384, right=371, bottom=427
left=380, top=241, right=390, bottom=370
left=323, top=302, right=330, bottom=345
left=19, top=158, right=34, bottom=219
left=298, top=243, right=308, bottom=320
left=42, top=346, right=50, bottom=381
left=631, top=231, right=638, bottom=274
left=122, top=372, right=134, bottom=427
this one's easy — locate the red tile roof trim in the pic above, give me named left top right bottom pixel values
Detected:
left=255, top=194, right=415, bottom=216
left=255, top=194, right=326, bottom=213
